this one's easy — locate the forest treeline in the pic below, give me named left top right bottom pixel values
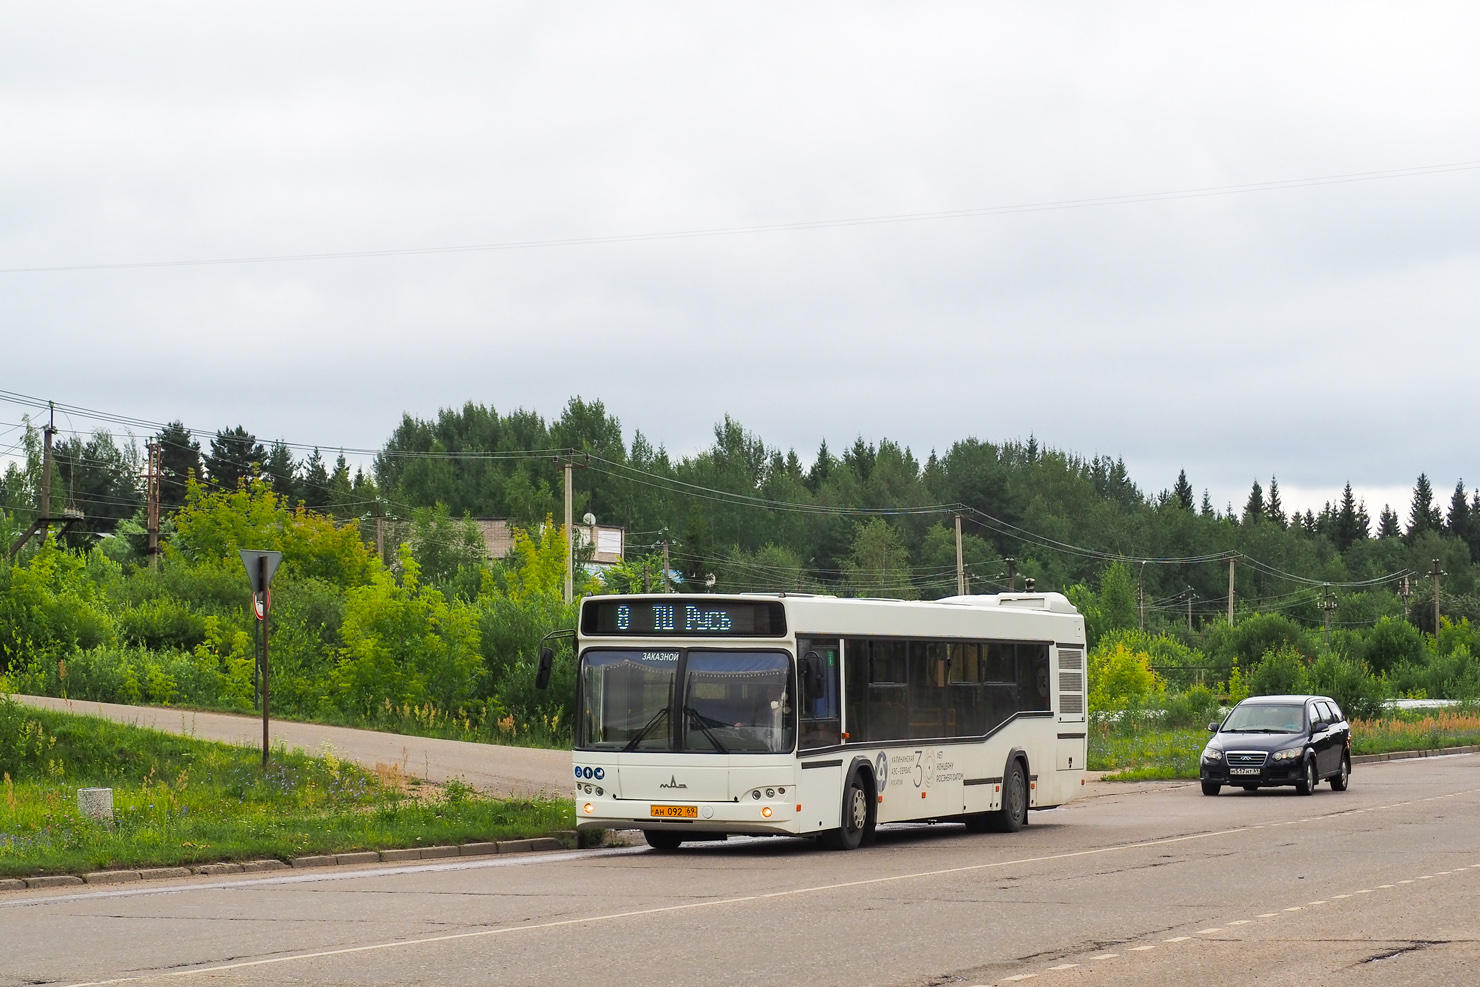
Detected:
left=3, top=396, right=1480, bottom=740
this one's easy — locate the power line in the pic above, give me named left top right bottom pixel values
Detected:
left=4, top=159, right=1479, bottom=275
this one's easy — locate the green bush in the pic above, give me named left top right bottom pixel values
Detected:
left=1308, top=651, right=1388, bottom=720
left=117, top=597, right=208, bottom=651
left=1247, top=645, right=1311, bottom=696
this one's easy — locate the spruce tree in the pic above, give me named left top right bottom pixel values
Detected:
left=263, top=441, right=299, bottom=504
left=1200, top=489, right=1214, bottom=518
left=155, top=420, right=200, bottom=510
left=1172, top=470, right=1195, bottom=511
left=1446, top=480, right=1471, bottom=547
left=1335, top=482, right=1366, bottom=550
left=300, top=448, right=331, bottom=509
left=204, top=426, right=264, bottom=490
left=1267, top=477, right=1287, bottom=529
left=1407, top=474, right=1442, bottom=538
left=1242, top=480, right=1265, bottom=525
left=1377, top=504, right=1402, bottom=538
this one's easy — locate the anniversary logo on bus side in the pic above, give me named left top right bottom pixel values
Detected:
left=875, top=752, right=888, bottom=790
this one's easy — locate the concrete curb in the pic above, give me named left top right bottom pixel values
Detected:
left=3, top=835, right=576, bottom=893
left=1351, top=743, right=1479, bottom=765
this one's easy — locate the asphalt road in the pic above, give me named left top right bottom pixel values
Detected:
left=14, top=695, right=571, bottom=797
left=2, top=754, right=1476, bottom=987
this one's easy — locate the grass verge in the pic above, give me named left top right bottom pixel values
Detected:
left=0, top=695, right=572, bottom=878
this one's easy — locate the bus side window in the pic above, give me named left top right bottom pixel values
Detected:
left=1018, top=643, right=1051, bottom=712
left=798, top=637, right=841, bottom=749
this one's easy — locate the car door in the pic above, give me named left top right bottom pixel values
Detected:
left=1312, top=701, right=1338, bottom=775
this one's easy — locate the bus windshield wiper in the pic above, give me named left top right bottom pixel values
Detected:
left=623, top=707, right=670, bottom=752
left=683, top=706, right=730, bottom=753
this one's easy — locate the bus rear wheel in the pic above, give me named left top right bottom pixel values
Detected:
left=643, top=831, right=684, bottom=851
left=820, top=776, right=871, bottom=850
left=992, top=761, right=1029, bottom=832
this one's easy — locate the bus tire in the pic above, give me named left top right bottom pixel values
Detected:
left=964, top=812, right=993, bottom=833
left=643, top=830, right=684, bottom=851
left=991, top=760, right=1029, bottom=833
left=820, top=775, right=870, bottom=850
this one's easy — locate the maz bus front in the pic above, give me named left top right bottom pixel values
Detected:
left=560, top=592, right=1087, bottom=850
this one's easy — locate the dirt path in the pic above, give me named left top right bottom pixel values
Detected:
left=13, top=695, right=572, bottom=798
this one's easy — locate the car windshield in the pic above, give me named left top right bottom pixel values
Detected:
left=576, top=648, right=795, bottom=754
left=1221, top=703, right=1305, bottom=733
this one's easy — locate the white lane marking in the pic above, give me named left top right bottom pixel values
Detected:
left=1089, top=954, right=1119, bottom=960
left=1332, top=894, right=1351, bottom=899
left=47, top=788, right=1480, bottom=986
left=1227, top=920, right=1251, bottom=925
left=1284, top=907, right=1302, bottom=912
left=1398, top=880, right=1415, bottom=884
left=1376, top=885, right=1394, bottom=889
left=1048, top=964, right=1079, bottom=971
left=1257, top=912, right=1278, bottom=917
left=1417, top=875, right=1433, bottom=880
left=1003, top=975, right=1037, bottom=982
left=1196, top=928, right=1222, bottom=934
left=0, top=844, right=650, bottom=910
left=1164, top=936, right=1190, bottom=942
left=1308, top=901, right=1327, bottom=905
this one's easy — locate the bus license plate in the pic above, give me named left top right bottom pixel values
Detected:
left=650, top=805, right=698, bottom=818
left=1230, top=768, right=1260, bottom=776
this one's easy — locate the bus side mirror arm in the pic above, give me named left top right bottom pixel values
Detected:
left=534, top=629, right=575, bottom=691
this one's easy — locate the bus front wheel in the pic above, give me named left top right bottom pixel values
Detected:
left=820, top=776, right=871, bottom=850
left=644, top=830, right=684, bottom=851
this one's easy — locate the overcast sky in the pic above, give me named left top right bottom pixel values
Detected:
left=3, top=3, right=1478, bottom=520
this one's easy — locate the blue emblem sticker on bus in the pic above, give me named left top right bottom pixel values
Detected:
left=574, top=767, right=582, bottom=779
left=593, top=767, right=605, bottom=780
left=876, top=752, right=888, bottom=789
left=583, top=767, right=594, bottom=779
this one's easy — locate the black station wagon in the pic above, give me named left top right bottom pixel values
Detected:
left=1200, top=694, right=1351, bottom=796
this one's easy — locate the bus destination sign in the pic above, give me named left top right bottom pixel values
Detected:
left=583, top=599, right=787, bottom=637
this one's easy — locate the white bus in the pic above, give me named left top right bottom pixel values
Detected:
left=552, top=591, right=1087, bottom=850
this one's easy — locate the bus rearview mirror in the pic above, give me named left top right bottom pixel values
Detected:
left=535, top=646, right=554, bottom=690
left=801, top=651, right=825, bottom=697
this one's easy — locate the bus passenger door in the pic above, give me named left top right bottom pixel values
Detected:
left=797, top=638, right=843, bottom=833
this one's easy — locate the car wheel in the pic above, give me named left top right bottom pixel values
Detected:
left=820, top=775, right=870, bottom=850
left=1330, top=754, right=1350, bottom=792
left=1295, top=756, right=1317, bottom=796
left=1201, top=781, right=1220, bottom=796
left=644, top=830, right=684, bottom=851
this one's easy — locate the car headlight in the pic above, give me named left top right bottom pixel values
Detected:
left=1272, top=746, right=1305, bottom=761
left=1201, top=748, right=1223, bottom=762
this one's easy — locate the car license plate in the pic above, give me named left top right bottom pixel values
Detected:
left=1230, top=767, right=1260, bottom=776
left=650, top=805, right=698, bottom=818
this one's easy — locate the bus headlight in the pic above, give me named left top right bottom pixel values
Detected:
left=761, top=806, right=773, bottom=818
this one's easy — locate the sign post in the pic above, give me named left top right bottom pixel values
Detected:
left=239, top=550, right=283, bottom=768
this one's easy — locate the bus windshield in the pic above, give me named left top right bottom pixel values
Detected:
left=577, top=648, right=794, bottom=754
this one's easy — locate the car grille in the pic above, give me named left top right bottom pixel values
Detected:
left=1226, top=751, right=1268, bottom=769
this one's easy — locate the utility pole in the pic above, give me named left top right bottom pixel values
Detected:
left=145, top=441, right=161, bottom=568
left=1399, top=572, right=1412, bottom=619
left=1186, top=589, right=1194, bottom=633
left=1319, top=584, right=1338, bottom=646
left=1431, top=558, right=1445, bottom=634
left=375, top=514, right=386, bottom=565
left=563, top=461, right=574, bottom=604
left=954, top=514, right=965, bottom=596
left=1005, top=557, right=1017, bottom=592
left=642, top=562, right=651, bottom=594
left=1138, top=561, right=1146, bottom=630
left=7, top=404, right=61, bottom=558
left=1227, top=557, right=1236, bottom=627
left=662, top=535, right=671, bottom=593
